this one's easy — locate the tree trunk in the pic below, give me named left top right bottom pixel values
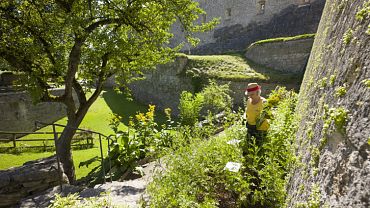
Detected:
left=57, top=120, right=78, bottom=183
left=56, top=86, right=103, bottom=184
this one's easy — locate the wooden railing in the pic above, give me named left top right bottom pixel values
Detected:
left=0, top=131, right=94, bottom=148
left=0, top=121, right=113, bottom=187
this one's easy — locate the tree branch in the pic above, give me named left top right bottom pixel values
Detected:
left=72, top=78, right=87, bottom=106
left=0, top=7, right=56, bottom=65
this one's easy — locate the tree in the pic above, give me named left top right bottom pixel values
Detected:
left=0, top=0, right=217, bottom=183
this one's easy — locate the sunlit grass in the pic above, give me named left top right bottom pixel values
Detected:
left=0, top=89, right=167, bottom=179
left=184, top=53, right=301, bottom=84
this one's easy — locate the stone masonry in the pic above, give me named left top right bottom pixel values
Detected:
left=245, top=37, right=314, bottom=73
left=0, top=89, right=78, bottom=136
left=171, top=0, right=325, bottom=54
left=287, top=0, right=370, bottom=207
left=128, top=55, right=300, bottom=114
left=0, top=156, right=68, bottom=208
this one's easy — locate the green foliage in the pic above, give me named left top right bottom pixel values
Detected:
left=249, top=33, right=315, bottom=47
left=310, top=147, right=320, bottom=168
left=179, top=91, right=205, bottom=126
left=249, top=88, right=297, bottom=207
left=181, top=53, right=301, bottom=85
left=179, top=81, right=233, bottom=126
left=342, top=29, right=353, bottom=45
left=322, top=107, right=348, bottom=139
left=329, top=74, right=336, bottom=85
left=256, top=86, right=291, bottom=129
left=355, top=1, right=370, bottom=21
left=147, top=86, right=298, bottom=207
left=335, top=86, right=347, bottom=97
left=361, top=79, right=370, bottom=88
left=147, top=124, right=248, bottom=207
left=184, top=54, right=267, bottom=82
left=48, top=193, right=124, bottom=208
left=307, top=183, right=321, bottom=208
left=319, top=77, right=328, bottom=89
left=0, top=0, right=217, bottom=182
left=200, top=80, right=233, bottom=115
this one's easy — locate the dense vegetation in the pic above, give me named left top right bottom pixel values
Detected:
left=0, top=0, right=217, bottom=182
left=146, top=86, right=298, bottom=207
left=51, top=83, right=299, bottom=207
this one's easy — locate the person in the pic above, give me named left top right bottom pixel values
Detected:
left=244, top=83, right=269, bottom=145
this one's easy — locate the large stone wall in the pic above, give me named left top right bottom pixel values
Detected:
left=0, top=89, right=76, bottom=137
left=128, top=56, right=193, bottom=114
left=0, top=156, right=67, bottom=208
left=128, top=56, right=300, bottom=114
left=287, top=0, right=370, bottom=207
left=171, top=0, right=325, bottom=54
left=245, top=37, right=314, bottom=73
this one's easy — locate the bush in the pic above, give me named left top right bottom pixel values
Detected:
left=179, top=81, right=233, bottom=126
left=147, top=86, right=298, bottom=207
left=179, top=91, right=204, bottom=126
left=146, top=123, right=249, bottom=207
left=48, top=193, right=125, bottom=208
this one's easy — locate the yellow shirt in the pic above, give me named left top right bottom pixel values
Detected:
left=246, top=98, right=270, bottom=131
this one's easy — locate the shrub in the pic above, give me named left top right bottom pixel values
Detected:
left=48, top=193, right=124, bottom=208
left=179, top=91, right=204, bottom=126
left=146, top=123, right=249, bottom=207
left=200, top=80, right=233, bottom=115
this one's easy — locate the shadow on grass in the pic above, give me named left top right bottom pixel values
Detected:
left=101, top=89, right=168, bottom=126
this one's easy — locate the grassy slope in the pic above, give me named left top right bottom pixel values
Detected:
left=184, top=53, right=301, bottom=84
left=0, top=89, right=166, bottom=179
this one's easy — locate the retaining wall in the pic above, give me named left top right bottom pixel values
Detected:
left=245, top=37, right=314, bottom=73
left=0, top=156, right=67, bottom=208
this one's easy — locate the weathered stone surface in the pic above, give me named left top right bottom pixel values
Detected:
left=127, top=56, right=300, bottom=114
left=0, top=89, right=79, bottom=138
left=173, top=0, right=325, bottom=54
left=128, top=56, right=194, bottom=114
left=245, top=38, right=314, bottom=73
left=287, top=0, right=370, bottom=207
left=0, top=172, right=10, bottom=189
left=0, top=192, right=25, bottom=207
left=0, top=156, right=67, bottom=207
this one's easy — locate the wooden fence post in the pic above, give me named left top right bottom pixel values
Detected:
left=12, top=134, right=16, bottom=148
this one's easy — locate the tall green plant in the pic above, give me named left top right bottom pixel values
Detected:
left=241, top=87, right=298, bottom=207
left=179, top=91, right=204, bottom=126
left=146, top=124, right=249, bottom=207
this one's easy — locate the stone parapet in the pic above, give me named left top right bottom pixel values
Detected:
left=0, top=156, right=68, bottom=208
left=245, top=37, right=314, bottom=73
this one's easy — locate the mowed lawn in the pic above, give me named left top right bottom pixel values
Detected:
left=0, top=89, right=167, bottom=179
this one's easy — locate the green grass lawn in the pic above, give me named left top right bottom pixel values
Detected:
left=0, top=89, right=167, bottom=179
left=183, top=53, right=302, bottom=84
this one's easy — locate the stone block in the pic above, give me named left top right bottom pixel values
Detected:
left=0, top=173, right=10, bottom=189
left=0, top=192, right=26, bottom=207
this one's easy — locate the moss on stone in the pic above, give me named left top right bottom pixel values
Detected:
left=343, top=29, right=353, bottom=45
left=355, top=0, right=370, bottom=22
left=248, top=33, right=315, bottom=47
left=361, top=79, right=370, bottom=88
left=335, top=86, right=347, bottom=97
left=182, top=53, right=300, bottom=84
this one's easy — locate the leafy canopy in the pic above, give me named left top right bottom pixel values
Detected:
left=0, top=0, right=218, bottom=101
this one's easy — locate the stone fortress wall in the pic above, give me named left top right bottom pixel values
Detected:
left=128, top=56, right=301, bottom=115
left=0, top=89, right=78, bottom=137
left=245, top=37, right=314, bottom=73
left=171, top=0, right=325, bottom=54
